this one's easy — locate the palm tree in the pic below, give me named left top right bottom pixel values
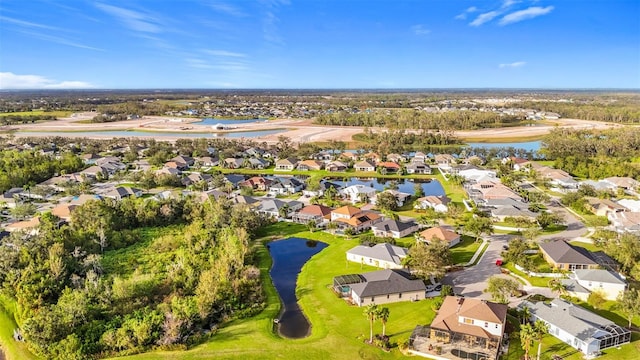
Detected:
left=377, top=307, right=390, bottom=337
left=519, top=305, right=531, bottom=325
left=364, top=304, right=379, bottom=343
left=520, top=323, right=535, bottom=360
left=533, top=320, right=549, bottom=360
left=548, top=279, right=566, bottom=296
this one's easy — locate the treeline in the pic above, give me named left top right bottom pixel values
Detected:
left=0, top=196, right=270, bottom=359
left=0, top=150, right=85, bottom=193
left=92, top=102, right=191, bottom=122
left=592, top=231, right=640, bottom=279
left=355, top=129, right=461, bottom=154
left=314, top=109, right=525, bottom=130
left=542, top=127, right=640, bottom=179
left=0, top=114, right=57, bottom=125
left=520, top=100, right=640, bottom=123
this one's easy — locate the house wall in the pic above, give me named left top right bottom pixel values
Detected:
left=535, top=317, right=600, bottom=355
left=353, top=290, right=425, bottom=307
left=346, top=253, right=403, bottom=269
left=576, top=280, right=626, bottom=301
left=457, top=317, right=503, bottom=337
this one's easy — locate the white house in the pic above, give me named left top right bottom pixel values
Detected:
left=567, top=269, right=627, bottom=301
left=414, top=195, right=451, bottom=213
left=340, top=184, right=378, bottom=204
left=346, top=243, right=408, bottom=269
left=521, top=299, right=631, bottom=357
left=371, top=219, right=419, bottom=239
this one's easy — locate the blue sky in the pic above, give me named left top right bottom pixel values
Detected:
left=0, top=0, right=638, bottom=89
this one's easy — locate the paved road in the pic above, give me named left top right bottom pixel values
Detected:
left=443, top=234, right=512, bottom=299
left=538, top=200, right=589, bottom=241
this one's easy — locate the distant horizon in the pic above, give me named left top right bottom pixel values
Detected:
left=1, top=1, right=638, bottom=89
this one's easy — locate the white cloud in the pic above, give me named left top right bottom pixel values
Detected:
left=455, top=6, right=479, bottom=20
left=0, top=15, right=60, bottom=30
left=411, top=24, right=431, bottom=36
left=0, top=72, right=95, bottom=89
left=95, top=3, right=162, bottom=33
left=17, top=30, right=104, bottom=51
left=501, top=0, right=520, bottom=9
left=186, top=58, right=214, bottom=69
left=467, top=6, right=478, bottom=13
left=204, top=50, right=246, bottom=58
left=499, top=61, right=526, bottom=68
left=499, top=6, right=554, bottom=25
left=208, top=1, right=247, bottom=17
left=469, top=11, right=501, bottom=26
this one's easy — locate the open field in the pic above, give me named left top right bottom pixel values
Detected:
left=0, top=295, right=38, bottom=360
left=4, top=112, right=629, bottom=144
left=0, top=110, right=72, bottom=117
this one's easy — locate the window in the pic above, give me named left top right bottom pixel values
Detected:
left=495, top=324, right=499, bottom=329
left=371, top=297, right=375, bottom=302
left=484, top=322, right=488, bottom=328
left=399, top=293, right=402, bottom=298
left=387, top=294, right=390, bottom=299
left=464, top=318, right=474, bottom=324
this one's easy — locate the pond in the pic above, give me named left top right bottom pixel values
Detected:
left=335, top=177, right=445, bottom=197
left=15, top=128, right=286, bottom=139
left=466, top=141, right=541, bottom=152
left=268, top=237, right=327, bottom=338
left=196, top=117, right=268, bottom=126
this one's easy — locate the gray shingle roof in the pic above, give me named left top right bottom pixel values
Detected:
left=574, top=269, right=626, bottom=285
left=522, top=299, right=622, bottom=342
left=372, top=219, right=417, bottom=234
left=539, top=240, right=597, bottom=266
left=349, top=269, right=426, bottom=298
left=347, top=243, right=408, bottom=266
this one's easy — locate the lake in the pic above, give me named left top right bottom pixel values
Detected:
left=15, top=128, right=286, bottom=139
left=335, top=177, right=445, bottom=197
left=196, top=118, right=268, bottom=126
left=466, top=141, right=541, bottom=152
left=268, top=237, right=327, bottom=338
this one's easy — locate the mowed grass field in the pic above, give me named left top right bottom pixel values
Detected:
left=113, top=223, right=439, bottom=360
left=0, top=295, right=39, bottom=360
left=0, top=110, right=72, bottom=117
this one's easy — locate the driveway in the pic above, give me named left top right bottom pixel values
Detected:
left=443, top=234, right=512, bottom=299
left=538, top=200, right=588, bottom=241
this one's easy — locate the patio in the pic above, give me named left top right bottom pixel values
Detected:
left=410, top=326, right=502, bottom=360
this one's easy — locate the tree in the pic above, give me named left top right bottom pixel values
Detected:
left=533, top=320, right=549, bottom=360
left=588, top=289, right=606, bottom=309
left=519, top=323, right=535, bottom=360
left=363, top=304, right=379, bottom=343
left=440, top=284, right=454, bottom=297
left=405, top=239, right=451, bottom=278
left=617, top=289, right=640, bottom=328
left=485, top=276, right=519, bottom=303
left=519, top=305, right=531, bottom=325
left=376, top=191, right=398, bottom=212
left=377, top=307, right=390, bottom=337
left=465, top=216, right=493, bottom=242
left=536, top=211, right=564, bottom=230
left=548, top=279, right=566, bottom=296
left=10, top=202, right=37, bottom=220
left=413, top=183, right=424, bottom=198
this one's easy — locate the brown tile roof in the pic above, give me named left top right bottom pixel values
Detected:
left=419, top=226, right=459, bottom=242
left=377, top=161, right=401, bottom=169
left=298, top=204, right=333, bottom=217
left=430, top=296, right=508, bottom=339
left=335, top=212, right=381, bottom=226
left=51, top=204, right=77, bottom=220
left=332, top=205, right=363, bottom=217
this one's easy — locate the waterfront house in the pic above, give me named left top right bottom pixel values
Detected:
left=333, top=269, right=426, bottom=307
left=354, top=160, right=376, bottom=172
left=346, top=243, right=409, bottom=269
left=414, top=195, right=451, bottom=213
left=372, top=219, right=419, bottom=238
left=275, top=158, right=299, bottom=171
left=292, top=204, right=333, bottom=225
left=297, top=159, right=324, bottom=171
left=418, top=226, right=461, bottom=247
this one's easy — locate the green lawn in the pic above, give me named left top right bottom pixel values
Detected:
left=450, top=236, right=482, bottom=265
left=0, top=110, right=72, bottom=117
left=0, top=294, right=39, bottom=360
left=569, top=240, right=601, bottom=253
left=502, top=262, right=553, bottom=288
left=112, top=223, right=439, bottom=360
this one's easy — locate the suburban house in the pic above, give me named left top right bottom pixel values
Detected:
left=302, top=180, right=342, bottom=197
left=617, top=199, right=640, bottom=212
left=539, top=240, right=598, bottom=271
left=170, top=155, right=194, bottom=168
left=312, top=151, right=332, bottom=161
left=608, top=211, right=640, bottom=233
left=274, top=158, right=298, bottom=171
left=297, top=159, right=324, bottom=171
left=386, top=153, right=407, bottom=163
left=5, top=217, right=41, bottom=234
left=268, top=177, right=305, bottom=195
left=255, top=199, right=303, bottom=219
left=51, top=204, right=78, bottom=222
left=467, top=180, right=521, bottom=204
left=246, top=158, right=269, bottom=169
left=412, top=152, right=428, bottom=163
left=434, top=154, right=456, bottom=168
left=346, top=243, right=409, bottom=269
left=541, top=168, right=579, bottom=190
left=333, top=269, right=426, bottom=307
left=502, top=157, right=531, bottom=172
left=363, top=152, right=382, bottom=164
left=340, top=184, right=378, bottom=204
left=453, top=166, right=497, bottom=183
left=418, top=226, right=461, bottom=247
left=182, top=173, right=213, bottom=187
left=223, top=157, right=244, bottom=169
left=602, top=177, right=639, bottom=191
left=521, top=299, right=630, bottom=357
left=292, top=204, right=333, bottom=225
left=230, top=195, right=260, bottom=208
left=377, top=161, right=401, bottom=174
left=354, top=160, right=376, bottom=172
left=584, top=197, right=626, bottom=217
left=80, top=165, right=109, bottom=179
left=410, top=296, right=508, bottom=360
left=330, top=205, right=382, bottom=233
left=372, top=219, right=420, bottom=238
left=340, top=152, right=358, bottom=162
left=196, top=156, right=219, bottom=167
left=405, top=160, right=432, bottom=174
left=414, top=195, right=451, bottom=212
left=1, top=188, right=23, bottom=208
left=103, top=186, right=143, bottom=200
left=562, top=269, right=627, bottom=301
left=326, top=160, right=349, bottom=172
left=239, top=176, right=272, bottom=191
